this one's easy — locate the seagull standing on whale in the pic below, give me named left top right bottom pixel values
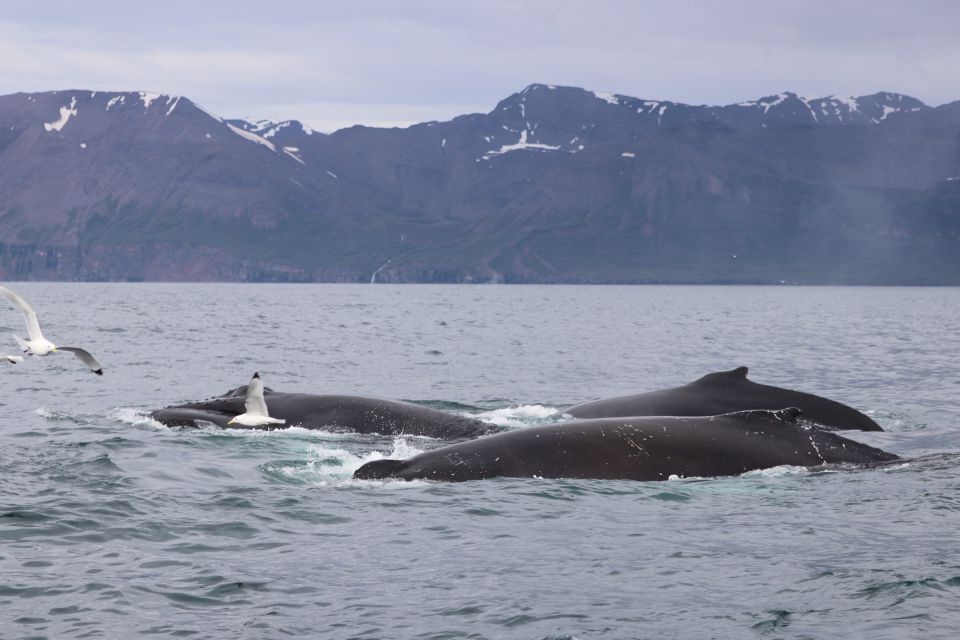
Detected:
left=0, top=284, right=104, bottom=375
left=227, top=372, right=286, bottom=428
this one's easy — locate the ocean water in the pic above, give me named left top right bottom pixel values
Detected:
left=1, top=283, right=959, bottom=639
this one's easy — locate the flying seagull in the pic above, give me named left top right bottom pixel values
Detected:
left=227, top=372, right=286, bottom=428
left=0, top=284, right=104, bottom=375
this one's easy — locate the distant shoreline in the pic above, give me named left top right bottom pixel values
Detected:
left=3, top=280, right=957, bottom=287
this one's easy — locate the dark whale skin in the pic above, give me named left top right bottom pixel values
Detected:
left=566, top=367, right=883, bottom=431
left=150, top=385, right=496, bottom=439
left=354, top=408, right=898, bottom=482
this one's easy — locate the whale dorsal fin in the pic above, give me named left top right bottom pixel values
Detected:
left=728, top=407, right=801, bottom=423
left=694, top=366, right=750, bottom=384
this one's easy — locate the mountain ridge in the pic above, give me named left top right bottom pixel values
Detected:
left=1, top=84, right=958, bottom=284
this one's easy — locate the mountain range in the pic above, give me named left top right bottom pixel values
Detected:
left=1, top=84, right=958, bottom=283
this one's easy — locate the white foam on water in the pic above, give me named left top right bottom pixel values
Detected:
left=666, top=473, right=711, bottom=481
left=882, top=462, right=911, bottom=472
left=471, top=404, right=567, bottom=428
left=35, top=407, right=67, bottom=420
left=272, top=436, right=428, bottom=487
left=215, top=425, right=371, bottom=440
left=109, top=407, right=167, bottom=430
left=110, top=409, right=339, bottom=436
left=741, top=465, right=811, bottom=478
left=35, top=407, right=95, bottom=424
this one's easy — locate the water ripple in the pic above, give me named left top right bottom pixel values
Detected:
left=2, top=284, right=960, bottom=639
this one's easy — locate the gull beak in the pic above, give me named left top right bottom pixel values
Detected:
left=227, top=417, right=235, bottom=425
left=50, top=347, right=58, bottom=353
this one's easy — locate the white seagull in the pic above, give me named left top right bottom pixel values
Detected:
left=0, top=284, right=104, bottom=375
left=227, top=372, right=285, bottom=427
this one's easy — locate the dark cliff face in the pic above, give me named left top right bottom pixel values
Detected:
left=1, top=85, right=958, bottom=283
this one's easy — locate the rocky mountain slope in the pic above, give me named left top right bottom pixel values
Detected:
left=1, top=85, right=958, bottom=283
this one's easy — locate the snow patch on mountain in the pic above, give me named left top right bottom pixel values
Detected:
left=833, top=96, right=860, bottom=113
left=283, top=146, right=305, bottom=164
left=736, top=92, right=795, bottom=113
left=139, top=92, right=160, bottom=109
left=44, top=96, right=77, bottom=132
left=263, top=122, right=289, bottom=138
left=227, top=123, right=276, bottom=151
left=594, top=91, right=620, bottom=105
left=760, top=94, right=789, bottom=113
left=639, top=101, right=659, bottom=113
left=245, top=119, right=276, bottom=134
left=233, top=118, right=314, bottom=139
left=481, top=129, right=561, bottom=160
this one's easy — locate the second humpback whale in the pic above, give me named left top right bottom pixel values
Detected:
left=353, top=408, right=899, bottom=482
left=150, top=384, right=496, bottom=439
left=566, top=367, right=883, bottom=431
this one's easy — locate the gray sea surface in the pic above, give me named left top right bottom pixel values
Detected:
left=1, top=283, right=959, bottom=639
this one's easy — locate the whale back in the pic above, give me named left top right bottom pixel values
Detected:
left=151, top=391, right=496, bottom=438
left=353, top=409, right=898, bottom=483
left=566, top=367, right=883, bottom=431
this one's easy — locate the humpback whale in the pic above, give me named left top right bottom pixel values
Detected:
left=353, top=408, right=899, bottom=482
left=566, top=367, right=883, bottom=431
left=150, top=384, right=496, bottom=439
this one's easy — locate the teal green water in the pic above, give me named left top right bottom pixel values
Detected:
left=1, top=284, right=959, bottom=639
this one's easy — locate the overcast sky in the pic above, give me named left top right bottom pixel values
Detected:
left=2, top=0, right=957, bottom=131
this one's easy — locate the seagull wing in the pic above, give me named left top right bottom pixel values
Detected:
left=244, top=372, right=269, bottom=417
left=57, top=346, right=104, bottom=375
left=0, top=285, right=44, bottom=341
left=2, top=355, right=23, bottom=364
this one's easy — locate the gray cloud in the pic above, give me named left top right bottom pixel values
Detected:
left=2, top=0, right=958, bottom=131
